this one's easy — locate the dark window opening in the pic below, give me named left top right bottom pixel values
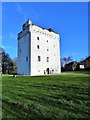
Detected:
left=47, top=40, right=48, bottom=42
left=47, top=68, right=49, bottom=74
left=20, top=49, right=21, bottom=53
left=47, top=49, right=49, bottom=51
left=37, top=37, right=39, bottom=40
left=26, top=57, right=28, bottom=62
left=47, top=57, right=49, bottom=62
left=38, top=56, right=41, bottom=61
left=37, top=45, right=40, bottom=49
left=52, top=69, right=54, bottom=72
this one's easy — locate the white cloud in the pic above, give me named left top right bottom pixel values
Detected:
left=2, top=33, right=17, bottom=50
left=16, top=4, right=23, bottom=14
left=16, top=3, right=39, bottom=21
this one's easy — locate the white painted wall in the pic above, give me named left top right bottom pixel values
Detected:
left=18, top=20, right=61, bottom=75
left=80, top=65, right=85, bottom=69
left=18, top=33, right=30, bottom=75
left=30, top=25, right=61, bottom=75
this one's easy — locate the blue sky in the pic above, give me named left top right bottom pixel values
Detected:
left=2, top=2, right=88, bottom=61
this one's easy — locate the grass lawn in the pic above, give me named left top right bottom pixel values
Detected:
left=1, top=73, right=90, bottom=119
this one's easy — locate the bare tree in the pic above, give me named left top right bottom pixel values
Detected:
left=61, top=56, right=73, bottom=67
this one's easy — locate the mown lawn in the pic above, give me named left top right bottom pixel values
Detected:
left=1, top=73, right=90, bottom=119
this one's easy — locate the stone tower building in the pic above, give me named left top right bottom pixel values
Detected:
left=18, top=20, right=61, bottom=75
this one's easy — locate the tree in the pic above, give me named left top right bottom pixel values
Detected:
left=67, top=56, right=73, bottom=63
left=61, top=56, right=73, bottom=67
left=0, top=47, right=2, bottom=74
left=12, top=57, right=17, bottom=74
left=1, top=47, right=14, bottom=74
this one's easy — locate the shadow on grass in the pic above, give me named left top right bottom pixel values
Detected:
left=2, top=97, right=89, bottom=119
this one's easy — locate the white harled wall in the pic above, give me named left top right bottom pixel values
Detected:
left=30, top=25, right=61, bottom=75
left=18, top=33, right=30, bottom=75
left=18, top=20, right=61, bottom=75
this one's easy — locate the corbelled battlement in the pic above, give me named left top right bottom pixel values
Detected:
left=18, top=19, right=59, bottom=40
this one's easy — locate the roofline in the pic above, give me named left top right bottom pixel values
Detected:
left=32, top=23, right=59, bottom=35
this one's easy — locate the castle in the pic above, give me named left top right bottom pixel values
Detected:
left=18, top=20, right=61, bottom=75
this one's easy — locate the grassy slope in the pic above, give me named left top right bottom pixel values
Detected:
left=2, top=74, right=90, bottom=119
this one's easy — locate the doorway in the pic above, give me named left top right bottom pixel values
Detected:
left=47, top=68, right=49, bottom=74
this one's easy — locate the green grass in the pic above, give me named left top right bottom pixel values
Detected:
left=1, top=73, right=90, bottom=119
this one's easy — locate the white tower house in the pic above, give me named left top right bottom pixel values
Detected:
left=18, top=19, right=61, bottom=75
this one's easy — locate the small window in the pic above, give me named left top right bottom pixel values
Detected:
left=26, top=57, right=28, bottom=61
left=37, top=45, right=40, bottom=49
left=38, top=56, right=41, bottom=61
left=47, top=40, right=48, bottom=42
left=47, top=49, right=49, bottom=51
left=47, top=57, right=49, bottom=62
left=20, top=49, right=21, bottom=53
left=37, top=37, right=39, bottom=40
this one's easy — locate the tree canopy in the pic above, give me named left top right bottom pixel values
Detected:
left=0, top=47, right=17, bottom=74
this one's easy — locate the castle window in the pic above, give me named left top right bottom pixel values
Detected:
left=38, top=56, right=41, bottom=61
left=37, top=45, right=40, bottom=49
left=37, top=37, right=39, bottom=40
left=47, top=40, right=48, bottom=42
left=20, top=49, right=21, bottom=53
left=47, top=49, right=49, bottom=51
left=26, top=57, right=28, bottom=62
left=47, top=57, right=49, bottom=62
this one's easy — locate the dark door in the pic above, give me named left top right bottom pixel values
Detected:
left=47, top=68, right=49, bottom=74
